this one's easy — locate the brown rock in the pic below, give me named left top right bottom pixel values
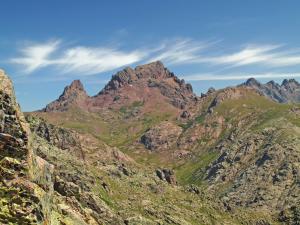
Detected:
left=156, top=168, right=177, bottom=185
left=141, top=121, right=182, bottom=151
left=43, top=80, right=89, bottom=112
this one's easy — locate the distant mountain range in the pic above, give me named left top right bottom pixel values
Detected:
left=241, top=77, right=300, bottom=103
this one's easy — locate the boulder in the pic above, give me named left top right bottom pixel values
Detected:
left=141, top=122, right=182, bottom=151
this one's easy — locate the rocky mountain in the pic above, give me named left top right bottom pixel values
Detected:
left=241, top=78, right=300, bottom=103
left=43, top=61, right=198, bottom=116
left=2, top=62, right=300, bottom=224
left=94, top=61, right=197, bottom=110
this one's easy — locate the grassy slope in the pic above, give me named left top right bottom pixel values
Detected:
left=28, top=90, right=300, bottom=224
left=29, top=103, right=173, bottom=148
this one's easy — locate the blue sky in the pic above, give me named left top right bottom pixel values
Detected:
left=1, top=0, right=300, bottom=111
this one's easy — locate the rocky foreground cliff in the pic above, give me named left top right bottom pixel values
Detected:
left=0, top=70, right=53, bottom=224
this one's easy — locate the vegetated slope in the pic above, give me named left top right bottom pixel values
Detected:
left=29, top=62, right=300, bottom=224
left=27, top=116, right=246, bottom=225
left=177, top=87, right=300, bottom=224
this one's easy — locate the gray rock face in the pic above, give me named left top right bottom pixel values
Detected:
left=26, top=115, right=82, bottom=153
left=241, top=78, right=300, bottom=103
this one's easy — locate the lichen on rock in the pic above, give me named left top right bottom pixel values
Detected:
left=0, top=70, right=52, bottom=224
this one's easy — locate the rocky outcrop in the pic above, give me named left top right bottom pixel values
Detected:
left=204, top=122, right=300, bottom=222
left=177, top=115, right=225, bottom=150
left=241, top=78, right=300, bottom=103
left=141, top=121, right=182, bottom=151
left=156, top=168, right=177, bottom=185
left=26, top=115, right=82, bottom=153
left=0, top=70, right=50, bottom=224
left=43, top=80, right=89, bottom=112
left=28, top=121, right=125, bottom=224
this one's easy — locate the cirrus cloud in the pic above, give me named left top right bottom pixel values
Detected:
left=10, top=40, right=147, bottom=75
left=10, top=40, right=60, bottom=73
left=9, top=38, right=300, bottom=78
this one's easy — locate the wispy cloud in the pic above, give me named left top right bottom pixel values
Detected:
left=56, top=47, right=145, bottom=74
left=197, top=44, right=281, bottom=66
left=9, top=38, right=300, bottom=78
left=148, top=38, right=215, bottom=65
left=10, top=40, right=60, bottom=73
left=148, top=40, right=300, bottom=69
left=10, top=40, right=147, bottom=75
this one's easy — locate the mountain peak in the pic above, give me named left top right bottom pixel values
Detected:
left=43, top=80, right=88, bottom=112
left=244, top=77, right=261, bottom=86
left=92, top=61, right=197, bottom=110
left=62, top=80, right=86, bottom=96
left=99, top=61, right=174, bottom=94
left=70, top=79, right=85, bottom=89
left=282, top=78, right=300, bottom=87
left=134, top=61, right=168, bottom=79
left=136, top=60, right=164, bottom=70
left=266, top=80, right=280, bottom=88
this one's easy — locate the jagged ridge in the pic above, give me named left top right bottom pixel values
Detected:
left=242, top=77, right=300, bottom=103
left=43, top=61, right=198, bottom=113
